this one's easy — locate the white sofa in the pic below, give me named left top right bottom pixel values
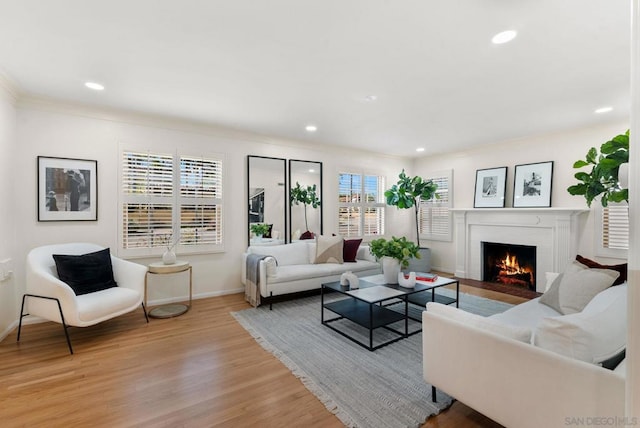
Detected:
left=241, top=241, right=380, bottom=305
left=422, top=284, right=627, bottom=428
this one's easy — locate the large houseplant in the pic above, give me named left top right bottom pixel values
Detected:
left=369, top=236, right=420, bottom=284
left=384, top=170, right=438, bottom=247
left=290, top=182, right=321, bottom=235
left=567, top=130, right=629, bottom=207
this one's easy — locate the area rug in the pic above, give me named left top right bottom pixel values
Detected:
left=232, top=289, right=513, bottom=428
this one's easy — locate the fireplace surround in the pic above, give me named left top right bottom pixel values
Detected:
left=453, top=208, right=588, bottom=292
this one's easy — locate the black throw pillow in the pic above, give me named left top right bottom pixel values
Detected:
left=53, top=248, right=118, bottom=295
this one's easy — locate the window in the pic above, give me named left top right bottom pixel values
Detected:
left=418, top=169, right=453, bottom=242
left=121, top=150, right=224, bottom=256
left=338, top=172, right=385, bottom=238
left=596, top=203, right=628, bottom=258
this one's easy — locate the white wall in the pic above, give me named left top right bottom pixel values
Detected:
left=0, top=81, right=17, bottom=339
left=413, top=121, right=629, bottom=273
left=11, top=100, right=409, bottom=306
left=6, top=96, right=624, bottom=326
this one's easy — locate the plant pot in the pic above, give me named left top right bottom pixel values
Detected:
left=405, top=247, right=431, bottom=273
left=382, top=256, right=401, bottom=284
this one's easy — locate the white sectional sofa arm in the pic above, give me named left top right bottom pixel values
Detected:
left=422, top=310, right=625, bottom=428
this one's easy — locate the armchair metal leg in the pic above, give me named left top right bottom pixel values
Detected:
left=141, top=302, right=149, bottom=323
left=432, top=385, right=437, bottom=403
left=17, top=294, right=73, bottom=354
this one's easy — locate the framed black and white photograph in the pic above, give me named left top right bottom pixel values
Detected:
left=513, top=161, right=553, bottom=208
left=38, top=156, right=98, bottom=221
left=474, top=166, right=507, bottom=208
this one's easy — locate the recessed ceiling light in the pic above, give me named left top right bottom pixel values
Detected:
left=364, top=95, right=378, bottom=102
left=308, top=169, right=315, bottom=173
left=305, top=124, right=317, bottom=132
left=416, top=148, right=425, bottom=152
left=595, top=106, right=613, bottom=114
left=84, top=81, right=105, bottom=91
left=492, top=30, right=517, bottom=45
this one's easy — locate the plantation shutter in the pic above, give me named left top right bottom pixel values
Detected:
left=363, top=175, right=385, bottom=236
left=179, top=156, right=223, bottom=246
left=121, top=150, right=225, bottom=256
left=419, top=170, right=453, bottom=242
left=122, top=151, right=174, bottom=249
left=602, top=204, right=629, bottom=250
left=338, top=172, right=385, bottom=237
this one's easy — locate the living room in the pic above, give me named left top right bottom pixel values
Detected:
left=0, top=1, right=638, bottom=427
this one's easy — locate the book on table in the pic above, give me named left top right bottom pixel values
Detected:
left=408, top=272, right=438, bottom=282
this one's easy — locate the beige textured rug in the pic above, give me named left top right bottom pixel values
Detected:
left=232, top=291, right=512, bottom=428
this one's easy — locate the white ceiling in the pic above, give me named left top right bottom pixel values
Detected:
left=0, top=0, right=631, bottom=157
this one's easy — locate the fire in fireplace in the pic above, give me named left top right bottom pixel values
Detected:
left=482, top=242, right=536, bottom=290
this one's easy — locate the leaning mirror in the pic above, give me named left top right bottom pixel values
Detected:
left=247, top=156, right=287, bottom=246
left=289, top=159, right=323, bottom=241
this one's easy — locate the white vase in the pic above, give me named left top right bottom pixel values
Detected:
left=162, top=249, right=176, bottom=265
left=382, top=257, right=401, bottom=284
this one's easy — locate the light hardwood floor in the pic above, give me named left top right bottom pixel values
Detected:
left=0, top=283, right=526, bottom=428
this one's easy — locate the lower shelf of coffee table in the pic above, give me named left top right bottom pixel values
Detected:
left=323, top=298, right=405, bottom=329
left=406, top=292, right=456, bottom=307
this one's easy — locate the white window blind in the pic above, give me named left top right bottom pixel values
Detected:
left=419, top=170, right=453, bottom=242
left=338, top=172, right=385, bottom=238
left=179, top=155, right=223, bottom=247
left=602, top=204, right=629, bottom=250
left=121, top=150, right=224, bottom=256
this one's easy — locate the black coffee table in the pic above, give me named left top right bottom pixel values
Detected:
left=321, top=274, right=459, bottom=351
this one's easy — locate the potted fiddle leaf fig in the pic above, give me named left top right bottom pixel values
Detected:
left=567, top=130, right=629, bottom=207
left=290, top=182, right=321, bottom=234
left=384, top=169, right=438, bottom=248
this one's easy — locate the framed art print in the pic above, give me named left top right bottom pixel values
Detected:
left=513, top=161, right=553, bottom=208
left=474, top=166, right=507, bottom=208
left=37, top=156, right=98, bottom=221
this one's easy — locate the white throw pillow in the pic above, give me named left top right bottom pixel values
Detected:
left=426, top=302, right=532, bottom=343
left=539, top=261, right=619, bottom=314
left=544, top=272, right=560, bottom=292
left=534, top=284, right=627, bottom=365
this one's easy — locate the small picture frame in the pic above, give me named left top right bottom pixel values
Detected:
left=513, top=161, right=554, bottom=208
left=38, top=156, right=98, bottom=221
left=474, top=167, right=507, bottom=208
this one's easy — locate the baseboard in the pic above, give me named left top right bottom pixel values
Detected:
left=147, top=287, right=244, bottom=306
left=0, top=319, right=19, bottom=342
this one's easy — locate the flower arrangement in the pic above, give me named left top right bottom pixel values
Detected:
left=369, top=236, right=420, bottom=268
left=250, top=223, right=270, bottom=237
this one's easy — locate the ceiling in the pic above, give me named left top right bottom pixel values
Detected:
left=0, top=0, right=631, bottom=157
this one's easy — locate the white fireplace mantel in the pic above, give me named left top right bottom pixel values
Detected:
left=452, top=208, right=589, bottom=292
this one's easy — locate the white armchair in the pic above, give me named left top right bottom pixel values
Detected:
left=18, top=243, right=148, bottom=354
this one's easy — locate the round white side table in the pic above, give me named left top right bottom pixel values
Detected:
left=145, top=260, right=192, bottom=318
